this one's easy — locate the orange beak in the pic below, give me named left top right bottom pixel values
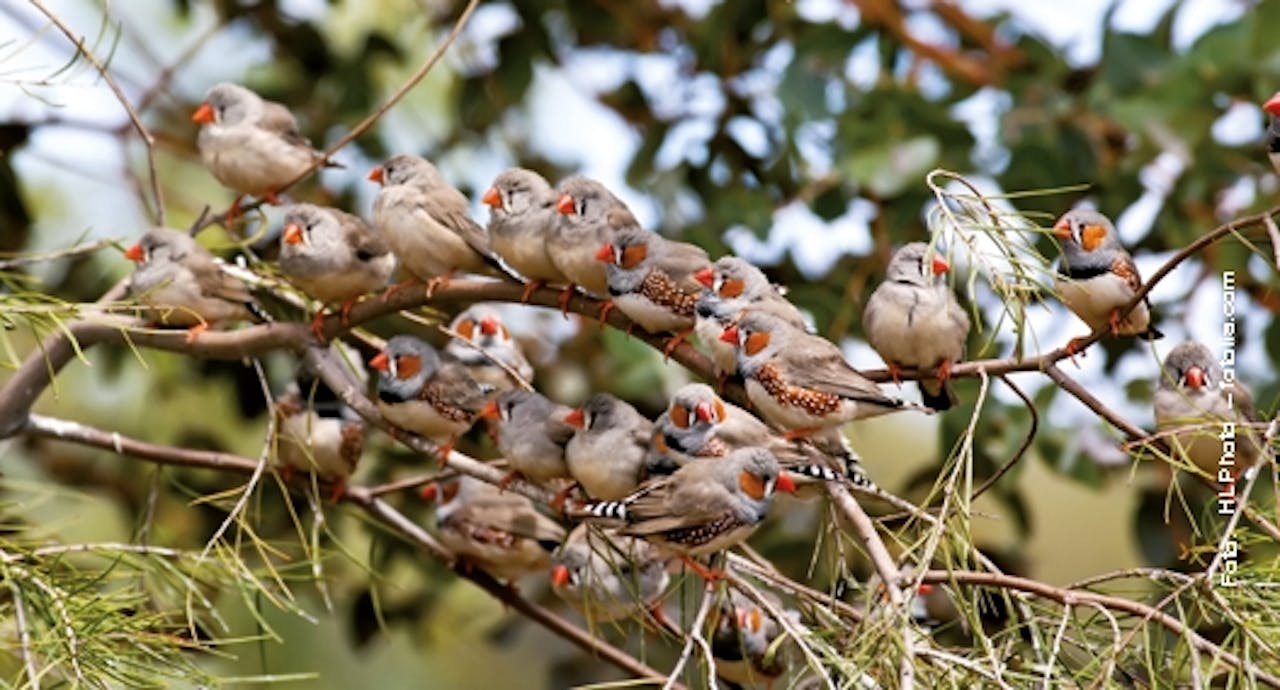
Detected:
left=1052, top=218, right=1072, bottom=240
left=719, top=326, right=739, bottom=344
left=564, top=408, right=585, bottom=428
left=419, top=482, right=439, bottom=501
left=1265, top=93, right=1280, bottom=116
left=367, top=166, right=384, bottom=184
left=480, top=399, right=500, bottom=420
left=192, top=102, right=214, bottom=124
left=283, top=223, right=304, bottom=245
left=694, top=266, right=714, bottom=288
left=931, top=256, right=949, bottom=275
left=124, top=243, right=144, bottom=262
left=594, top=243, right=614, bottom=262
left=776, top=472, right=797, bottom=494
left=694, top=401, right=715, bottom=424
left=482, top=186, right=502, bottom=208
left=551, top=564, right=571, bottom=587
left=1185, top=366, right=1205, bottom=389
left=480, top=316, right=499, bottom=336
left=369, top=352, right=390, bottom=372
left=556, top=193, right=575, bottom=215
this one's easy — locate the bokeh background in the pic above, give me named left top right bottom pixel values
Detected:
left=1, top=0, right=1277, bottom=687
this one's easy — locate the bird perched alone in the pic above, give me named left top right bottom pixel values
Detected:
left=1154, top=341, right=1268, bottom=477
left=423, top=476, right=565, bottom=584
left=443, top=305, right=534, bottom=391
left=721, top=311, right=925, bottom=438
left=575, top=448, right=796, bottom=580
left=694, top=256, right=807, bottom=383
left=862, top=242, right=971, bottom=411
left=192, top=82, right=338, bottom=218
left=551, top=524, right=670, bottom=624
left=277, top=204, right=395, bottom=339
left=274, top=376, right=364, bottom=502
left=369, top=154, right=501, bottom=298
left=125, top=227, right=268, bottom=342
left=481, top=389, right=576, bottom=489
left=370, top=335, right=492, bottom=464
left=548, top=175, right=628, bottom=312
left=483, top=168, right=568, bottom=302
left=597, top=222, right=710, bottom=356
left=564, top=393, right=654, bottom=502
left=1052, top=208, right=1162, bottom=354
left=1262, top=91, right=1280, bottom=175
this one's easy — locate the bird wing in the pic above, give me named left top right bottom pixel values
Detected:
left=419, top=186, right=493, bottom=256
left=421, top=363, right=489, bottom=414
left=777, top=340, right=902, bottom=408
left=179, top=248, right=255, bottom=306
left=1109, top=254, right=1144, bottom=294
left=258, top=100, right=313, bottom=149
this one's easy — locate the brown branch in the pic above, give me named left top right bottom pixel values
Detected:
left=30, top=0, right=165, bottom=225
left=920, top=569, right=1280, bottom=687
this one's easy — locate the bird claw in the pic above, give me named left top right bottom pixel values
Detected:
left=225, top=196, right=245, bottom=224
left=184, top=322, right=209, bottom=344
left=1064, top=337, right=1088, bottom=367
left=309, top=310, right=329, bottom=342
left=381, top=278, right=417, bottom=303
left=936, top=359, right=953, bottom=383
left=437, top=436, right=456, bottom=468
left=327, top=480, right=347, bottom=504
left=520, top=280, right=543, bottom=304
left=549, top=483, right=579, bottom=515
left=597, top=300, right=616, bottom=323
left=339, top=298, right=358, bottom=327
left=558, top=285, right=577, bottom=318
left=425, top=271, right=454, bottom=299
left=680, top=555, right=726, bottom=582
left=888, top=362, right=903, bottom=387
left=1108, top=310, right=1123, bottom=337
left=498, top=470, right=521, bottom=493
left=662, top=328, right=692, bottom=360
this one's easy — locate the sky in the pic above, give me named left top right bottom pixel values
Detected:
left=0, top=0, right=1270, bottom=437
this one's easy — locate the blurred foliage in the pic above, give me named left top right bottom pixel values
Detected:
left=3, top=0, right=1280, bottom=687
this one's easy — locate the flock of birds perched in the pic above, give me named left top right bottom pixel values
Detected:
left=113, top=81, right=1272, bottom=685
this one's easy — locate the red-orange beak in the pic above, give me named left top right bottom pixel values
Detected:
left=480, top=316, right=499, bottom=336
left=556, top=193, right=575, bottom=215
left=191, top=102, right=214, bottom=124
left=367, top=166, right=384, bottom=184
left=283, top=223, right=304, bottom=245
left=594, top=243, right=614, bottom=262
left=694, top=266, right=715, bottom=288
left=124, top=243, right=144, bottom=262
left=480, top=399, right=500, bottom=420
left=1264, top=93, right=1280, bottom=116
left=419, top=482, right=439, bottom=501
left=917, top=583, right=935, bottom=596
left=719, top=326, right=739, bottom=344
left=931, top=256, right=949, bottom=275
left=1185, top=366, right=1205, bottom=389
left=551, top=564, right=571, bottom=587
left=369, top=352, right=390, bottom=372
left=1052, top=218, right=1071, bottom=239
left=776, top=472, right=797, bottom=494
left=482, top=186, right=502, bottom=208
left=694, top=401, right=715, bottom=424
left=564, top=408, right=585, bottom=428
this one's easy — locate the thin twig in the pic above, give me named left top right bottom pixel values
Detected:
left=663, top=580, right=717, bottom=690
left=30, top=0, right=165, bottom=224
left=7, top=579, right=40, bottom=689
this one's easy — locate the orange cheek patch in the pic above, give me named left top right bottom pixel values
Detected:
left=738, top=470, right=766, bottom=500
left=442, top=481, right=460, bottom=503
left=456, top=319, right=475, bottom=340
left=744, top=332, right=770, bottom=356
left=670, top=404, right=690, bottom=429
left=621, top=244, right=648, bottom=269
left=718, top=278, right=745, bottom=298
left=396, top=354, right=422, bottom=380
left=714, top=399, right=726, bottom=423
left=1081, top=224, right=1106, bottom=252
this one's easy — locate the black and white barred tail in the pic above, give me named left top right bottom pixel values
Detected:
left=584, top=500, right=628, bottom=521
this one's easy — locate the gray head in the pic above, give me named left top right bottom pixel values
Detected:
left=600, top=226, right=657, bottom=295
left=568, top=393, right=641, bottom=436
left=1159, top=341, right=1220, bottom=393
left=279, top=204, right=349, bottom=265
left=374, top=154, right=442, bottom=188
left=371, top=335, right=442, bottom=403
left=667, top=383, right=727, bottom=435
left=127, top=227, right=201, bottom=266
left=556, top=176, right=623, bottom=225
left=198, top=82, right=263, bottom=127
left=722, top=310, right=796, bottom=376
left=711, top=447, right=792, bottom=517
left=491, top=389, right=554, bottom=429
left=696, top=256, right=787, bottom=319
left=445, top=305, right=514, bottom=356
left=1052, top=209, right=1123, bottom=266
left=885, top=242, right=950, bottom=287
left=485, top=168, right=556, bottom=218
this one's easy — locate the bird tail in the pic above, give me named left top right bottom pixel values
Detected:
left=566, top=500, right=629, bottom=521
left=919, top=379, right=956, bottom=412
left=1138, top=326, right=1164, bottom=341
